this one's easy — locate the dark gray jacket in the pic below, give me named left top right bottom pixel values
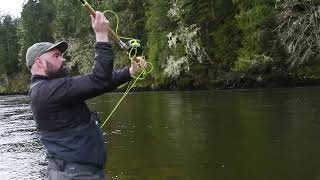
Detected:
left=29, top=42, right=131, bottom=167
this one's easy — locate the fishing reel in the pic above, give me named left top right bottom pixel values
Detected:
left=127, top=39, right=146, bottom=68
left=127, top=39, right=143, bottom=57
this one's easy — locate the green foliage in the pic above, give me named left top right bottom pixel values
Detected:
left=233, top=0, right=277, bottom=71
left=19, top=0, right=56, bottom=64
left=0, top=15, right=21, bottom=78
left=145, top=0, right=171, bottom=85
left=53, top=0, right=91, bottom=39
left=2, top=0, right=320, bottom=94
left=52, top=0, right=95, bottom=73
left=0, top=72, right=29, bottom=94
left=210, top=0, right=240, bottom=66
left=164, top=0, right=211, bottom=85
left=296, top=64, right=320, bottom=80
left=181, top=0, right=215, bottom=49
left=65, top=35, right=96, bottom=74
left=104, top=0, right=147, bottom=68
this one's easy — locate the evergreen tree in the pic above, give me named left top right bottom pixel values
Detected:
left=19, top=0, right=56, bottom=65
left=210, top=0, right=240, bottom=67
left=145, top=0, right=172, bottom=87
left=233, top=0, right=277, bottom=71
left=0, top=15, right=21, bottom=80
left=3, top=16, right=20, bottom=74
left=53, top=0, right=92, bottom=39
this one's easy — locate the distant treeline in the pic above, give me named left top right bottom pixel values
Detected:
left=1, top=0, right=320, bottom=94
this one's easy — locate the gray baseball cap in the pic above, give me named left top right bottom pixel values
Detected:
left=26, top=41, right=68, bottom=68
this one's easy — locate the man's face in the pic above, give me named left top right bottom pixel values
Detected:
left=39, top=49, right=69, bottom=79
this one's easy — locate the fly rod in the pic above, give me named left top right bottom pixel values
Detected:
left=78, top=0, right=153, bottom=127
left=79, top=0, right=128, bottom=49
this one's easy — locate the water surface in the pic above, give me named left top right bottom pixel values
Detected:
left=1, top=88, right=320, bottom=179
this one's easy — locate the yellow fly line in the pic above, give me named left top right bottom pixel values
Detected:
left=79, top=0, right=153, bottom=128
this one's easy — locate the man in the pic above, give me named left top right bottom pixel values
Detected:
left=27, top=12, right=145, bottom=180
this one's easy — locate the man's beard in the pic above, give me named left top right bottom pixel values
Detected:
left=45, top=60, right=69, bottom=79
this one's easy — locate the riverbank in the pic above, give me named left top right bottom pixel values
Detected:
left=0, top=73, right=29, bottom=95
left=2, top=69, right=320, bottom=95
left=2, top=76, right=320, bottom=96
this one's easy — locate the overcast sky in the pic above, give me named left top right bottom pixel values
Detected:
left=0, top=0, right=25, bottom=17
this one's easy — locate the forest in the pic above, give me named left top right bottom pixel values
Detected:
left=0, top=0, right=320, bottom=94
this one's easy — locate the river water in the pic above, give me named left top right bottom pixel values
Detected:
left=1, top=88, right=320, bottom=179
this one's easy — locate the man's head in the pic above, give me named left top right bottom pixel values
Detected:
left=26, top=42, right=69, bottom=79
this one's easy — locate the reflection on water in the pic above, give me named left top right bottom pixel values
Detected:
left=90, top=88, right=320, bottom=180
left=2, top=87, right=320, bottom=179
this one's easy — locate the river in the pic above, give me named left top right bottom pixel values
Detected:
left=1, top=88, right=320, bottom=179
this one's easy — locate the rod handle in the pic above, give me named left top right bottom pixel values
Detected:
left=83, top=2, right=127, bottom=49
left=83, top=3, right=96, bottom=17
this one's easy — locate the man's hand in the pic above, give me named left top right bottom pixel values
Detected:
left=129, top=57, right=147, bottom=76
left=91, top=11, right=109, bottom=42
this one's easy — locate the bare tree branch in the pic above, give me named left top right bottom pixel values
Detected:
left=276, top=0, right=320, bottom=67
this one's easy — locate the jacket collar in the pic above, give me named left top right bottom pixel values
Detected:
left=31, top=75, right=49, bottom=84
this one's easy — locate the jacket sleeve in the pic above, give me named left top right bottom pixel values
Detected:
left=39, top=42, right=131, bottom=104
left=110, top=67, right=132, bottom=90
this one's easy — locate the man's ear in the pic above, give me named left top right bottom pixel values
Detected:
left=34, top=57, right=45, bottom=68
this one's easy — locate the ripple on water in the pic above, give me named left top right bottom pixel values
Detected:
left=0, top=95, right=46, bottom=180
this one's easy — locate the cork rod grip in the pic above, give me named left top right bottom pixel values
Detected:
left=83, top=3, right=122, bottom=43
